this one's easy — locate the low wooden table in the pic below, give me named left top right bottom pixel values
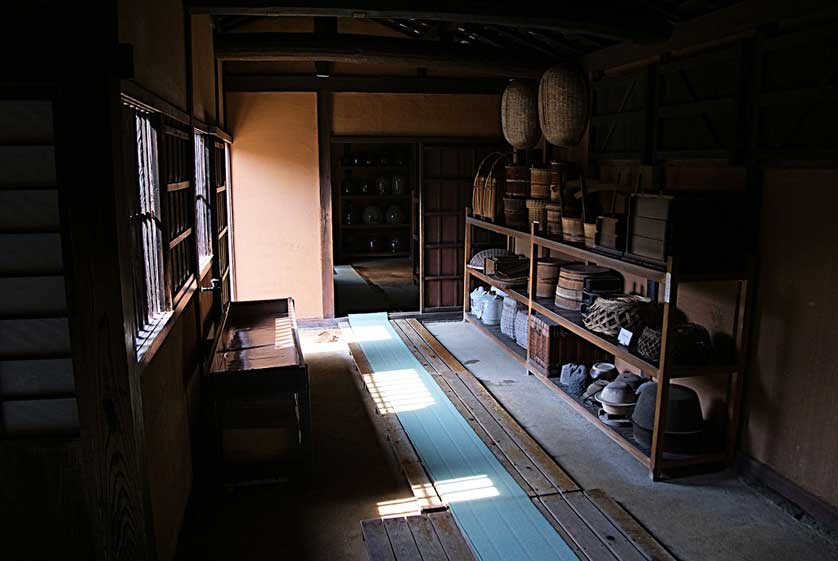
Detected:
left=208, top=298, right=310, bottom=482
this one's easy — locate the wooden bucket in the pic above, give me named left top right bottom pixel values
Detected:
left=562, top=217, right=584, bottom=243
left=504, top=197, right=528, bottom=228
left=536, top=258, right=561, bottom=298
left=530, top=167, right=550, bottom=199
left=505, top=165, right=530, bottom=198
left=584, top=222, right=597, bottom=248
left=546, top=203, right=562, bottom=238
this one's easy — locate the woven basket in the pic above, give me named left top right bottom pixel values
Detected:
left=468, top=247, right=510, bottom=270
left=526, top=198, right=548, bottom=231
left=514, top=305, right=529, bottom=348
left=582, top=295, right=652, bottom=337
left=501, top=80, right=541, bottom=150
left=530, top=167, right=551, bottom=199
left=538, top=64, right=590, bottom=147
left=500, top=297, right=518, bottom=338
left=505, top=165, right=530, bottom=198
left=472, top=152, right=508, bottom=221
left=637, top=326, right=661, bottom=362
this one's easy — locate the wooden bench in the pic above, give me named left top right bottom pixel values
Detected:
left=207, top=298, right=310, bottom=482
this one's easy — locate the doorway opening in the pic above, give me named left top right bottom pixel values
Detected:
left=332, top=139, right=419, bottom=316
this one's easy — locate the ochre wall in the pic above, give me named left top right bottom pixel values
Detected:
left=227, top=92, right=324, bottom=318
left=119, top=0, right=187, bottom=109
left=332, top=93, right=501, bottom=137
left=746, top=169, right=838, bottom=508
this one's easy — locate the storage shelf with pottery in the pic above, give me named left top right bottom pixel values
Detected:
left=464, top=211, right=751, bottom=481
left=333, top=140, right=417, bottom=265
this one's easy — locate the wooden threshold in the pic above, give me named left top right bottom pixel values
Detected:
left=361, top=510, right=478, bottom=561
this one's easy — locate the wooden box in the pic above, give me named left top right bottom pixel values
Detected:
left=528, top=314, right=610, bottom=375
left=625, top=192, right=748, bottom=272
left=485, top=255, right=524, bottom=276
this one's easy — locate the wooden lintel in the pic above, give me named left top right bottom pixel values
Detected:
left=215, top=33, right=551, bottom=77
left=225, top=73, right=509, bottom=93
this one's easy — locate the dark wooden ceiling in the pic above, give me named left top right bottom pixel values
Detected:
left=208, top=1, right=740, bottom=80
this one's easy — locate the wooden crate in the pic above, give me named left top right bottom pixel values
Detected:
left=625, top=192, right=748, bottom=272
left=528, top=314, right=610, bottom=376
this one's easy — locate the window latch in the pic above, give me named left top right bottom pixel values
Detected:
left=201, top=278, right=222, bottom=293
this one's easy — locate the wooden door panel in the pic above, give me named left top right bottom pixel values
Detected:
left=421, top=142, right=504, bottom=311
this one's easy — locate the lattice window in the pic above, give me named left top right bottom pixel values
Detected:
left=194, top=132, right=213, bottom=268
left=128, top=109, right=170, bottom=352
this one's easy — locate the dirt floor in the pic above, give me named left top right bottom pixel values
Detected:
left=175, top=329, right=412, bottom=561
left=334, top=257, right=418, bottom=315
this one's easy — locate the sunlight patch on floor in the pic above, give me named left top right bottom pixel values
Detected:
left=435, top=474, right=499, bottom=504
left=363, top=369, right=436, bottom=414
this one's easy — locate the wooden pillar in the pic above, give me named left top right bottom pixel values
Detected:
left=317, top=91, right=335, bottom=318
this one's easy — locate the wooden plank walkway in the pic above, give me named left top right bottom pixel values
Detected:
left=361, top=510, right=478, bottom=561
left=347, top=318, right=678, bottom=561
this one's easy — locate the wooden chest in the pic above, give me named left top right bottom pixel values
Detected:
left=528, top=314, right=610, bottom=375
left=625, top=192, right=748, bottom=272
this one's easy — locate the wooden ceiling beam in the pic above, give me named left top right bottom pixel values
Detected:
left=225, top=73, right=509, bottom=93
left=215, top=32, right=550, bottom=77
left=189, top=1, right=673, bottom=42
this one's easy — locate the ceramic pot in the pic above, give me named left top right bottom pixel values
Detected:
left=391, top=175, right=408, bottom=196
left=362, top=206, right=383, bottom=225
left=376, top=176, right=390, bottom=195
left=385, top=205, right=404, bottom=225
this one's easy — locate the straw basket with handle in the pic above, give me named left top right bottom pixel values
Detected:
left=472, top=152, right=509, bottom=222
left=582, top=294, right=652, bottom=337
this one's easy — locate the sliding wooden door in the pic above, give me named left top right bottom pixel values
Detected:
left=420, top=142, right=503, bottom=312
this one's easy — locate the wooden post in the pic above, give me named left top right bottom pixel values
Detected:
left=463, top=208, right=472, bottom=315
left=317, top=91, right=335, bottom=318
left=526, top=221, right=539, bottom=372
left=649, top=257, right=677, bottom=480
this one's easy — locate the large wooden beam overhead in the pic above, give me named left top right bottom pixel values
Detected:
left=190, top=1, right=673, bottom=42
left=225, top=73, right=508, bottom=93
left=215, top=32, right=550, bottom=77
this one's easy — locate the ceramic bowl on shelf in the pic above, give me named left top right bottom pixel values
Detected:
left=595, top=381, right=637, bottom=416
left=590, top=362, right=617, bottom=381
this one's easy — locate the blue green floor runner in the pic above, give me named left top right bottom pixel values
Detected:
left=349, top=313, right=577, bottom=561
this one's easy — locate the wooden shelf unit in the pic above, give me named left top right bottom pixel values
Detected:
left=463, top=212, right=750, bottom=481
left=332, top=140, right=416, bottom=265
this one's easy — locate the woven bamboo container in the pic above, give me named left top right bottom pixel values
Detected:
left=582, top=294, right=652, bottom=337
left=501, top=80, right=541, bottom=150
left=562, top=217, right=584, bottom=243
left=526, top=198, right=547, bottom=231
left=538, top=64, right=590, bottom=147
left=504, top=165, right=530, bottom=198
left=528, top=314, right=610, bottom=375
left=530, top=167, right=550, bottom=199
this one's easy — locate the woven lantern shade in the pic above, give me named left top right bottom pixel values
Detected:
left=501, top=80, right=540, bottom=149
left=538, top=65, right=590, bottom=147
